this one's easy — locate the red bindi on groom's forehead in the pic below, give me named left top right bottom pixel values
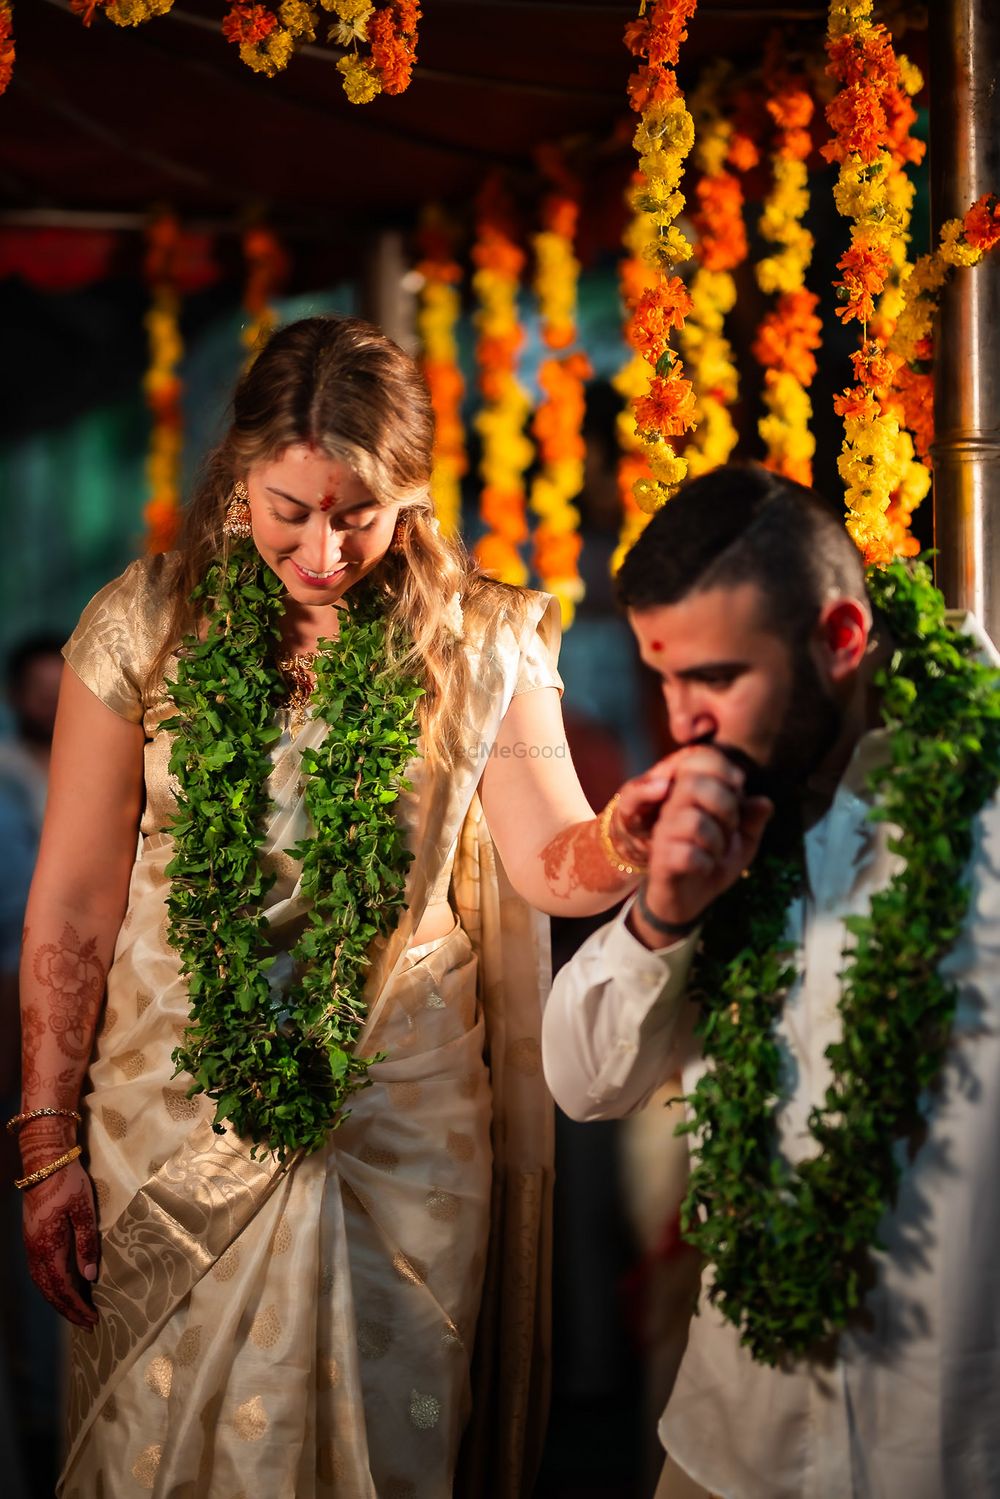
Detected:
left=319, top=493, right=337, bottom=512
left=650, top=640, right=664, bottom=652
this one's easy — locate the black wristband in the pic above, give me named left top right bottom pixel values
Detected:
left=635, top=881, right=702, bottom=939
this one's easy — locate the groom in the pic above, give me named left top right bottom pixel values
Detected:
left=543, top=463, right=1000, bottom=1498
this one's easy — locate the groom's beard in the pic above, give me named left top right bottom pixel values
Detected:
left=702, top=651, right=843, bottom=862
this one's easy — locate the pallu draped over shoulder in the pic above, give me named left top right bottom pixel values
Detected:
left=58, top=554, right=561, bottom=1499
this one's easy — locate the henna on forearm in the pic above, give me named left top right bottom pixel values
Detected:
left=18, top=920, right=109, bottom=1132
left=541, top=820, right=631, bottom=899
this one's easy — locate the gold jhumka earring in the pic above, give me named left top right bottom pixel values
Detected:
left=222, top=481, right=253, bottom=540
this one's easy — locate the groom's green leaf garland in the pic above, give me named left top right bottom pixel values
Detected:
left=679, top=558, right=1000, bottom=1364
left=161, top=545, right=423, bottom=1160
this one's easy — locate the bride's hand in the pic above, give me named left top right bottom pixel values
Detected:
left=22, top=1155, right=99, bottom=1329
left=608, top=758, right=677, bottom=864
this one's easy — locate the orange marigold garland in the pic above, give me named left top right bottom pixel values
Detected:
left=613, top=0, right=699, bottom=574
left=241, top=224, right=289, bottom=366
left=472, top=175, right=533, bottom=586
left=823, top=0, right=926, bottom=563
left=415, top=206, right=467, bottom=540
left=0, top=2, right=14, bottom=98
left=529, top=148, right=593, bottom=627
left=143, top=212, right=184, bottom=555
left=682, top=61, right=746, bottom=479
left=752, top=36, right=822, bottom=487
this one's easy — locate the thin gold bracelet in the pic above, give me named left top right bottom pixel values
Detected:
left=597, top=793, right=648, bottom=877
left=6, top=1107, right=82, bottom=1136
left=15, top=1144, right=83, bottom=1192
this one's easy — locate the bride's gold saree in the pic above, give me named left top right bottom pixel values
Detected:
left=58, top=556, right=559, bottom=1499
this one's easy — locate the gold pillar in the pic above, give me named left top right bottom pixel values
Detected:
left=930, top=0, right=1000, bottom=639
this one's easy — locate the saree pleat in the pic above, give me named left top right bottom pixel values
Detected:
left=58, top=564, right=560, bottom=1499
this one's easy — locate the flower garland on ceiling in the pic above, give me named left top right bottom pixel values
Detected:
left=0, top=3, right=14, bottom=98
left=415, top=206, right=467, bottom=539
left=143, top=211, right=184, bottom=555
left=471, top=175, right=533, bottom=586
left=751, top=37, right=822, bottom=488
left=241, top=223, right=289, bottom=366
left=890, top=194, right=1000, bottom=463
left=617, top=0, right=699, bottom=545
left=822, top=0, right=926, bottom=564
left=529, top=147, right=593, bottom=628
left=681, top=60, right=745, bottom=480
left=68, top=1, right=419, bottom=102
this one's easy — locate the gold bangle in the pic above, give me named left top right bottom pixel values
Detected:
left=15, top=1144, right=83, bottom=1192
left=6, top=1107, right=82, bottom=1136
left=597, top=793, right=648, bottom=877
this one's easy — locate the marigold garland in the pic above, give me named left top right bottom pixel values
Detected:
left=241, top=224, right=289, bottom=366
left=823, top=0, right=926, bottom=564
left=889, top=193, right=1000, bottom=468
left=752, top=36, right=822, bottom=487
left=529, top=148, right=593, bottom=627
left=472, top=175, right=533, bottom=586
left=613, top=0, right=699, bottom=575
left=62, top=0, right=419, bottom=100
left=682, top=61, right=745, bottom=480
left=143, top=212, right=184, bottom=555
left=415, top=206, right=467, bottom=540
left=0, top=2, right=14, bottom=98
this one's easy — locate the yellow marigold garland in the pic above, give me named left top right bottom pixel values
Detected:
left=612, top=0, right=699, bottom=575
left=472, top=175, right=533, bottom=586
left=143, top=212, right=184, bottom=555
left=752, top=36, right=822, bottom=486
left=823, top=0, right=926, bottom=563
left=529, top=148, right=593, bottom=627
left=890, top=194, right=1000, bottom=470
left=241, top=224, right=289, bottom=366
left=415, top=206, right=467, bottom=540
left=682, top=61, right=745, bottom=479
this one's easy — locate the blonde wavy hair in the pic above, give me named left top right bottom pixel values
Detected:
left=149, top=315, right=525, bottom=769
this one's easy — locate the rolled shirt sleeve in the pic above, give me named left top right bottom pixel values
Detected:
left=542, top=895, right=699, bottom=1121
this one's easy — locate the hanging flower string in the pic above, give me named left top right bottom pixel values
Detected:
left=681, top=60, right=745, bottom=479
left=66, top=1, right=419, bottom=101
left=618, top=0, right=699, bottom=547
left=529, top=148, right=593, bottom=627
left=415, top=206, right=467, bottom=539
left=890, top=194, right=1000, bottom=464
left=823, top=0, right=925, bottom=564
left=143, top=212, right=184, bottom=555
left=472, top=175, right=533, bottom=585
left=611, top=176, right=660, bottom=574
left=0, top=2, right=14, bottom=98
left=241, top=224, right=289, bottom=366
left=751, top=36, right=822, bottom=488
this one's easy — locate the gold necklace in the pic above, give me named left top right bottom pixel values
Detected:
left=275, top=649, right=317, bottom=731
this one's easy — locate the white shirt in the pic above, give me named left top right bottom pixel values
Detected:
left=544, top=629, right=1000, bottom=1499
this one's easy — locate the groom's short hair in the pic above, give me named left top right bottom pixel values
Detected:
left=615, top=464, right=868, bottom=640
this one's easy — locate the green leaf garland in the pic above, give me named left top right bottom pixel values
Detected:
left=679, top=558, right=1000, bottom=1364
left=161, top=545, right=423, bottom=1159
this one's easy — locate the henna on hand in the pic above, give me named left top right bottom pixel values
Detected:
left=23, top=1168, right=99, bottom=1329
